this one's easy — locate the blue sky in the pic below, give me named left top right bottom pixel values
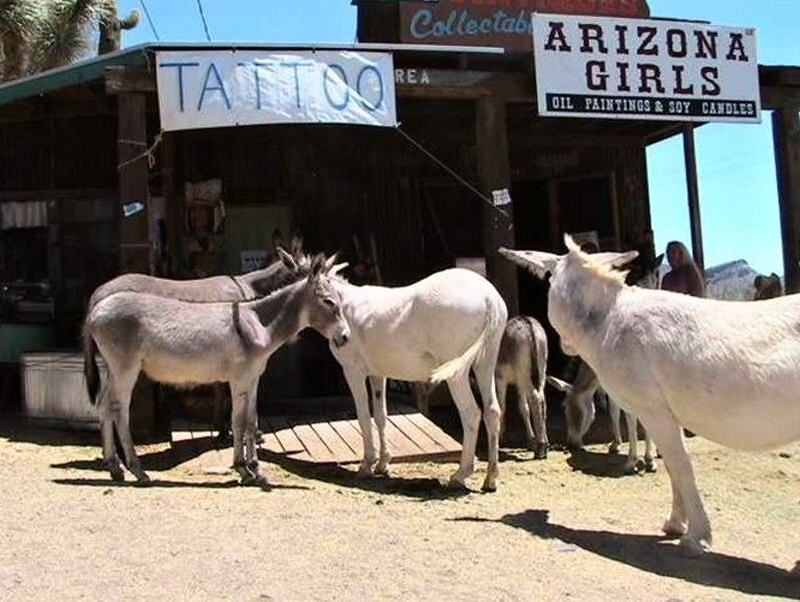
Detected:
left=118, top=0, right=798, bottom=274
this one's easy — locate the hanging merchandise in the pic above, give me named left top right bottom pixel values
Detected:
left=184, top=179, right=226, bottom=277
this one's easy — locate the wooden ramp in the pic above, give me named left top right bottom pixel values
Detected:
left=171, top=412, right=461, bottom=465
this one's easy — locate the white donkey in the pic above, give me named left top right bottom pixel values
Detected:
left=501, top=237, right=800, bottom=560
left=329, top=268, right=507, bottom=492
left=83, top=254, right=350, bottom=485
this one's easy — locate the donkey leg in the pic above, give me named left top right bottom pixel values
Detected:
left=98, top=381, right=124, bottom=482
left=229, top=383, right=252, bottom=483
left=517, top=389, right=536, bottom=451
left=624, top=411, right=642, bottom=474
left=111, top=370, right=149, bottom=483
left=344, top=369, right=377, bottom=476
left=608, top=399, right=622, bottom=454
left=474, top=358, right=502, bottom=492
left=242, top=379, right=268, bottom=486
left=446, top=375, right=482, bottom=490
left=644, top=428, right=657, bottom=473
left=530, top=388, right=549, bottom=460
left=640, top=409, right=711, bottom=555
left=496, top=377, right=508, bottom=442
left=368, top=376, right=392, bottom=475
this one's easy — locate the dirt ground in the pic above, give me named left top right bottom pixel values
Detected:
left=1, top=418, right=799, bottom=601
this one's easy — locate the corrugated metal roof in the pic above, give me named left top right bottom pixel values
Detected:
left=0, top=41, right=505, bottom=108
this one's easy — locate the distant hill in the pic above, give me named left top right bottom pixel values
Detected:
left=704, top=260, right=760, bottom=301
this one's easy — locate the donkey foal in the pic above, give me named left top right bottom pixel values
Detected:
left=496, top=316, right=549, bottom=458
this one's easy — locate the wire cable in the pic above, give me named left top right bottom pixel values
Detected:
left=196, top=0, right=212, bottom=41
left=140, top=0, right=160, bottom=40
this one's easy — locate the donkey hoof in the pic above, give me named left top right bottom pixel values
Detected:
left=534, top=444, right=548, bottom=460
left=678, top=535, right=709, bottom=557
left=107, top=464, right=125, bottom=482
left=357, top=463, right=376, bottom=478
left=481, top=477, right=498, bottom=493
left=662, top=518, right=688, bottom=537
left=134, top=473, right=152, bottom=487
left=447, top=477, right=470, bottom=491
left=608, top=443, right=620, bottom=455
left=645, top=459, right=658, bottom=473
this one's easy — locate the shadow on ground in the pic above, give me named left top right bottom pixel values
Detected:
left=565, top=447, right=642, bottom=479
left=452, top=510, right=800, bottom=599
left=51, top=477, right=309, bottom=491
left=256, top=449, right=473, bottom=501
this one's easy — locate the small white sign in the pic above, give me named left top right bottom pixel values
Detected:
left=532, top=14, right=761, bottom=123
left=492, top=189, right=512, bottom=207
left=156, top=50, right=397, bottom=131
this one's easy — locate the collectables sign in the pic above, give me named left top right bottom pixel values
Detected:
left=156, top=50, right=397, bottom=131
left=532, top=14, right=761, bottom=123
left=400, top=0, right=649, bottom=51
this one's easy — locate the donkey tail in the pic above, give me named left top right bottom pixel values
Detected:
left=83, top=324, right=100, bottom=405
left=429, top=329, right=489, bottom=384
left=430, top=296, right=505, bottom=384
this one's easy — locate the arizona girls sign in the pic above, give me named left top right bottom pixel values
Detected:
left=401, top=0, right=649, bottom=50
left=532, top=14, right=761, bottom=122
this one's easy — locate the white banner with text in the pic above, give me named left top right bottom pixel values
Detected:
left=156, top=50, right=397, bottom=131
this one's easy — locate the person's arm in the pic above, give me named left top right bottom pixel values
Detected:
left=687, top=267, right=706, bottom=297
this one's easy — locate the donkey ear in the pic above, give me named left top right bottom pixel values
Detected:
left=277, top=247, right=298, bottom=272
left=309, top=253, right=325, bottom=279
left=655, top=253, right=665, bottom=268
left=330, top=262, right=349, bottom=277
left=593, top=250, right=640, bottom=269
left=323, top=253, right=339, bottom=273
left=500, top=247, right=561, bottom=279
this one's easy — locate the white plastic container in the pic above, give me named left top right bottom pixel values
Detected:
left=21, top=352, right=105, bottom=430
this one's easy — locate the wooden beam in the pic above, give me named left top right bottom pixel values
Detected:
left=476, top=97, right=518, bottom=315
left=682, top=125, right=705, bottom=271
left=117, top=92, right=151, bottom=275
left=105, top=66, right=156, bottom=95
left=772, top=107, right=800, bottom=293
left=397, top=70, right=530, bottom=100
left=760, top=85, right=800, bottom=110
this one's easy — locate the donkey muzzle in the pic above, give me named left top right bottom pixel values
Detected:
left=332, top=329, right=350, bottom=348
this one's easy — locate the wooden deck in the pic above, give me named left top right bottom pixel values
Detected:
left=171, top=412, right=462, bottom=465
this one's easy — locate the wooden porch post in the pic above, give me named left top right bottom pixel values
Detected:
left=476, top=97, right=518, bottom=316
left=772, top=106, right=800, bottom=294
left=682, top=125, right=705, bottom=272
left=117, top=92, right=151, bottom=275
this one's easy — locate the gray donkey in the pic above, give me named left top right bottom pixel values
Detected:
left=88, top=248, right=310, bottom=439
left=495, top=316, right=549, bottom=459
left=83, top=254, right=350, bottom=485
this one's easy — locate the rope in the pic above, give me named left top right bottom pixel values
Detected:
left=395, top=125, right=510, bottom=220
left=117, top=131, right=164, bottom=172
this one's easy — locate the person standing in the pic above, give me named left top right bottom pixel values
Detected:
left=661, top=241, right=705, bottom=297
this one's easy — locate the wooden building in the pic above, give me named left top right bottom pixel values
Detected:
left=1, top=2, right=800, bottom=420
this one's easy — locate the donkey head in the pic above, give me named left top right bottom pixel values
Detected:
left=305, top=253, right=351, bottom=348
left=500, top=235, right=638, bottom=357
